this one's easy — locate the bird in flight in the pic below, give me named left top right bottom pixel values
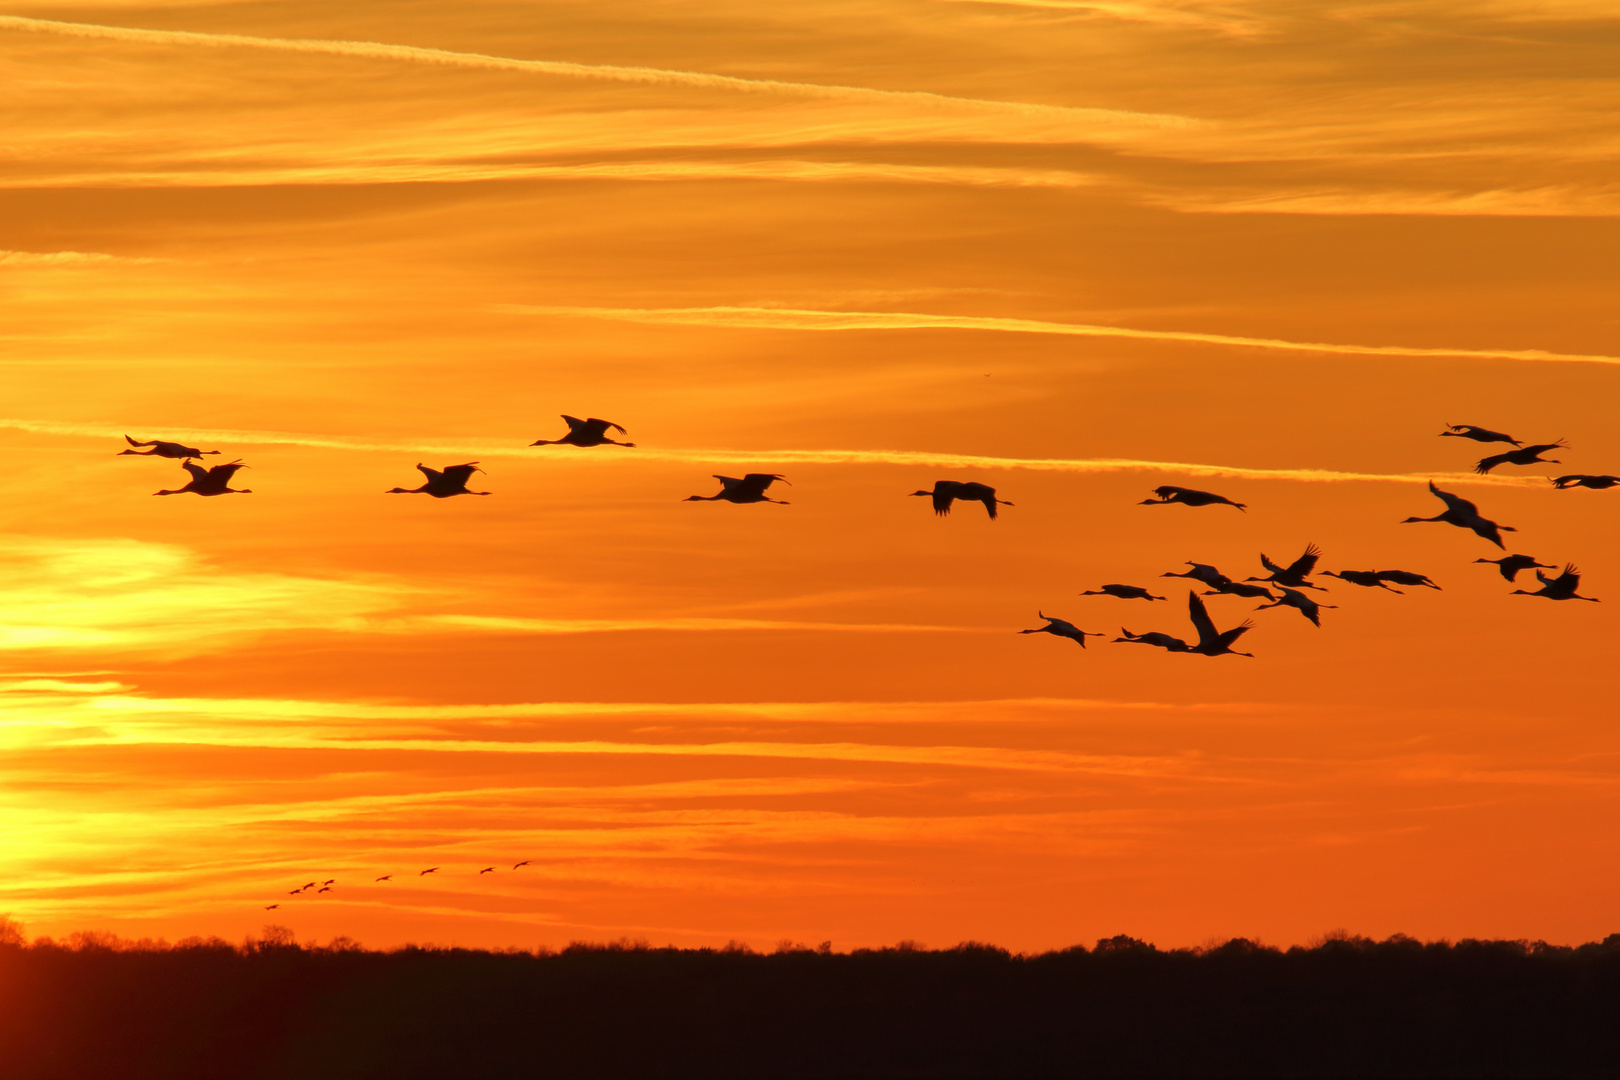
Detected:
left=118, top=435, right=220, bottom=460
left=1475, top=441, right=1566, bottom=475
left=1440, top=423, right=1520, bottom=446
left=479, top=867, right=496, bottom=874
left=1119, top=592, right=1254, bottom=657
left=1247, top=544, right=1325, bottom=591
left=530, top=416, right=635, bottom=448
left=1474, top=554, right=1556, bottom=582
left=1140, top=486, right=1246, bottom=511
left=1204, top=580, right=1276, bottom=601
left=286, top=888, right=302, bottom=895
left=322, top=879, right=335, bottom=885
left=1401, top=482, right=1515, bottom=548
left=686, top=474, right=790, bottom=505
left=1512, top=564, right=1598, bottom=602
left=512, top=861, right=530, bottom=870
left=375, top=875, right=392, bottom=882
left=1374, top=570, right=1440, bottom=591
left=1323, top=569, right=1401, bottom=592
left=908, top=480, right=1013, bottom=520
left=1018, top=612, right=1105, bottom=648
left=387, top=462, right=490, bottom=498
left=265, top=904, right=279, bottom=910
left=1254, top=586, right=1336, bottom=627
left=420, top=867, right=439, bottom=875
left=301, top=882, right=316, bottom=890
left=1161, top=562, right=1233, bottom=589
left=1079, top=584, right=1166, bottom=601
left=153, top=460, right=251, bottom=497
left=1551, top=474, right=1620, bottom=490
left=317, top=886, right=332, bottom=893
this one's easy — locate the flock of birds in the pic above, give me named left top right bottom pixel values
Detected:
left=116, top=416, right=1608, bottom=908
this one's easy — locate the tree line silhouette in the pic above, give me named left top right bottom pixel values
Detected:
left=0, top=920, right=1615, bottom=1078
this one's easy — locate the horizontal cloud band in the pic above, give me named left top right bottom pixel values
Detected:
left=506, top=304, right=1620, bottom=367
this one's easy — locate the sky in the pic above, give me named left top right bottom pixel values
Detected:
left=0, top=0, right=1617, bottom=953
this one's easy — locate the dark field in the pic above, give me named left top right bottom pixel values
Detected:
left=1, top=929, right=1617, bottom=1079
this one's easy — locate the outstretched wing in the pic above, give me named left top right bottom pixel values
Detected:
left=713, top=475, right=744, bottom=492
left=441, top=463, right=483, bottom=486
left=1258, top=553, right=1284, bottom=576
left=1186, top=591, right=1217, bottom=646
left=1217, top=621, right=1254, bottom=649
left=1475, top=452, right=1512, bottom=475
left=1151, top=486, right=1186, bottom=499
left=737, top=473, right=787, bottom=497
left=416, top=463, right=443, bottom=482
left=561, top=415, right=587, bottom=433
left=1428, top=482, right=1478, bottom=517
left=586, top=418, right=627, bottom=436
left=208, top=462, right=245, bottom=482
left=181, top=461, right=209, bottom=483
left=1553, top=564, right=1580, bottom=589
left=1287, top=543, right=1322, bottom=578
left=125, top=435, right=154, bottom=447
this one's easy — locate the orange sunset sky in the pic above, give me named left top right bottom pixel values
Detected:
left=0, top=0, right=1617, bottom=952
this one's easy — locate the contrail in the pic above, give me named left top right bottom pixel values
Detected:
left=504, top=304, right=1620, bottom=368
left=0, top=418, right=1540, bottom=488
left=0, top=15, right=1192, bottom=128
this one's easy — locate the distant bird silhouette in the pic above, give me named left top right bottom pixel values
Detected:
left=322, top=879, right=335, bottom=885
left=1474, top=554, right=1556, bottom=582
left=512, top=861, right=531, bottom=870
left=153, top=460, right=251, bottom=497
left=686, top=474, right=789, bottom=504
left=480, top=867, right=495, bottom=874
left=1080, top=584, right=1166, bottom=601
left=286, top=888, right=301, bottom=895
left=1140, top=486, right=1246, bottom=511
left=1162, top=561, right=1233, bottom=589
left=420, top=867, right=439, bottom=875
left=1247, top=544, right=1325, bottom=591
left=387, top=463, right=490, bottom=498
left=1401, top=482, right=1514, bottom=548
left=317, top=886, right=331, bottom=893
left=1113, top=629, right=1189, bottom=652
left=1374, top=570, right=1441, bottom=590
left=1552, top=474, right=1620, bottom=490
left=530, top=416, right=635, bottom=448
left=1118, top=592, right=1253, bottom=657
left=375, top=875, right=392, bottom=882
left=908, top=481, right=1013, bottom=520
left=1322, top=570, right=1402, bottom=593
left=1440, top=424, right=1520, bottom=446
left=1254, top=586, right=1336, bottom=627
left=1018, top=612, right=1105, bottom=648
left=119, top=435, right=220, bottom=460
left=301, top=882, right=316, bottom=890
left=1205, top=580, right=1276, bottom=601
left=1512, top=564, right=1598, bottom=602
left=265, top=904, right=278, bottom=910
left=1475, top=441, right=1565, bottom=474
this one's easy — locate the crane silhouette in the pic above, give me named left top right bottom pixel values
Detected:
left=908, top=480, right=1013, bottom=520
left=1475, top=441, right=1565, bottom=475
left=420, top=867, right=439, bottom=875
left=1254, top=586, right=1336, bottom=627
left=479, top=867, right=496, bottom=874
left=1161, top=562, right=1233, bottom=589
left=1322, top=570, right=1403, bottom=593
left=119, top=435, right=220, bottom=460
left=512, top=861, right=531, bottom=870
left=153, top=461, right=251, bottom=496
left=1246, top=544, right=1325, bottom=590
left=317, top=886, right=331, bottom=894
left=687, top=474, right=789, bottom=504
left=1552, top=474, right=1620, bottom=490
left=1401, top=482, right=1515, bottom=548
left=1139, top=486, right=1246, bottom=511
left=1512, top=564, right=1598, bottom=602
left=1018, top=612, right=1105, bottom=648
left=1117, top=592, right=1253, bottom=657
left=375, top=875, right=392, bottom=882
left=265, top=904, right=278, bottom=910
left=1440, top=424, right=1520, bottom=446
left=1474, top=554, right=1556, bottom=582
left=387, top=463, right=490, bottom=498
left=1374, top=570, right=1440, bottom=590
left=322, top=879, right=335, bottom=885
left=1205, top=580, right=1276, bottom=601
left=1079, top=584, right=1166, bottom=601
left=530, top=416, right=635, bottom=448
